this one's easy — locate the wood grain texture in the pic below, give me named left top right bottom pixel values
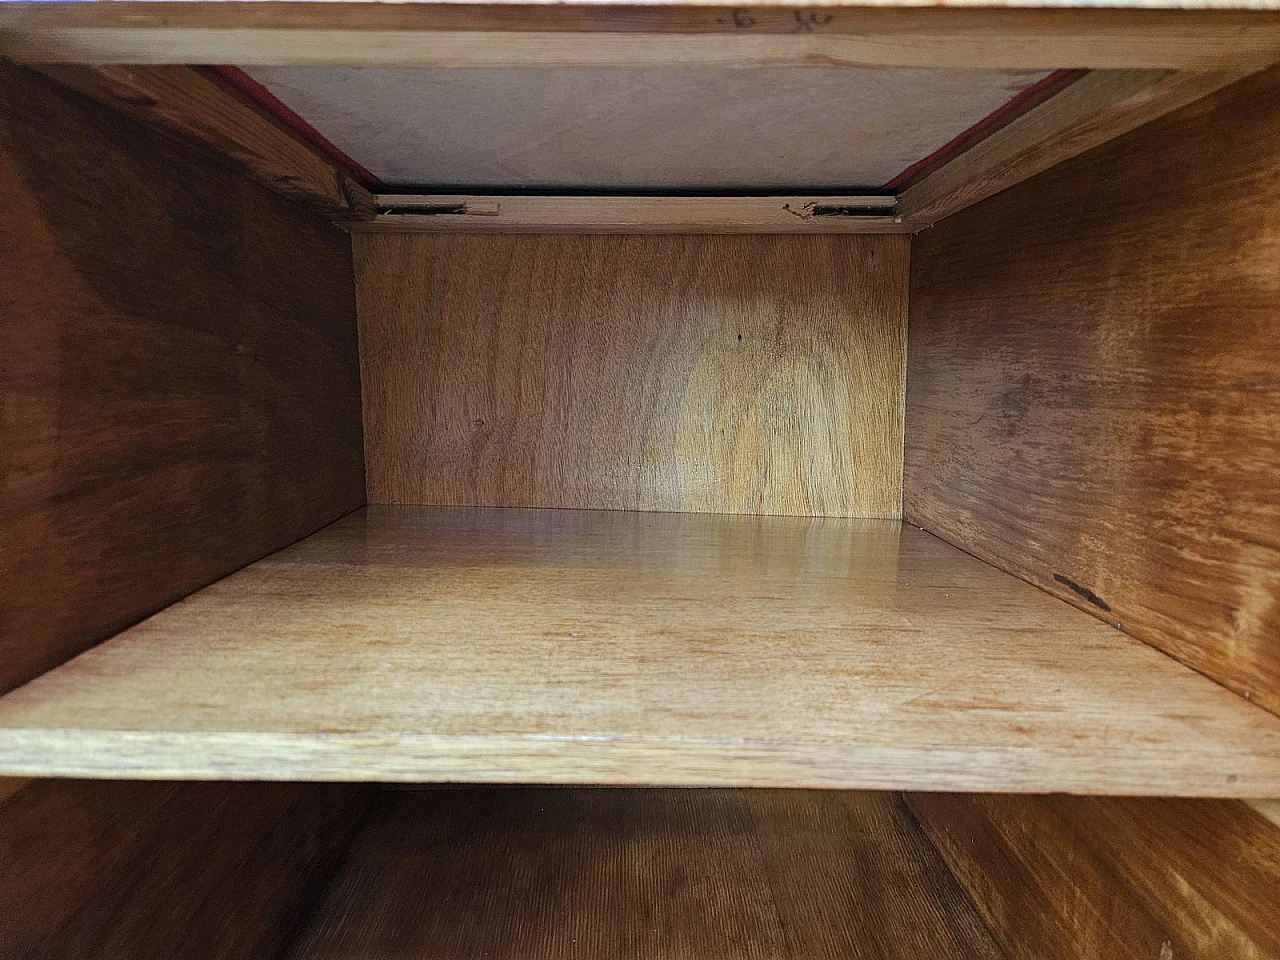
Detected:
left=898, top=68, right=1251, bottom=226
left=357, top=195, right=906, bottom=233
left=905, top=65, right=1280, bottom=715
left=1251, top=798, right=1280, bottom=828
left=0, top=778, right=373, bottom=960
left=907, top=793, right=1280, bottom=960
left=3, top=4, right=1280, bottom=69
left=3, top=506, right=1280, bottom=793
left=356, top=234, right=906, bottom=518
left=0, top=62, right=365, bottom=694
left=35, top=65, right=374, bottom=221
left=250, top=66, right=1048, bottom=192
left=288, top=788, right=1004, bottom=960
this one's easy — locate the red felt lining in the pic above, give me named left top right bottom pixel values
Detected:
left=210, top=66, right=382, bottom=187
left=883, top=69, right=1081, bottom=192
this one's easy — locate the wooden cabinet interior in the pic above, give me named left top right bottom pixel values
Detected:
left=1, top=11, right=1280, bottom=959
left=3, top=779, right=1280, bottom=959
left=354, top=234, right=907, bottom=518
left=0, top=61, right=364, bottom=697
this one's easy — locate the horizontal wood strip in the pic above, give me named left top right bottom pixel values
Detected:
left=358, top=195, right=905, bottom=234
left=3, top=5, right=1280, bottom=69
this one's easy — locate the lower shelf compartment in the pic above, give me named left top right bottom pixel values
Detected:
left=286, top=787, right=1003, bottom=960
left=1, top=506, right=1279, bottom=794
left=7, top=778, right=1280, bottom=960
left=2, top=779, right=1004, bottom=960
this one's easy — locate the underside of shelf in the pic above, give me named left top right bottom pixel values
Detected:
left=1, top=506, right=1279, bottom=793
left=286, top=787, right=1005, bottom=960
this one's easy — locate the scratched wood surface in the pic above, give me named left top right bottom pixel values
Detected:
left=3, top=506, right=1280, bottom=793
left=0, top=778, right=373, bottom=960
left=355, top=234, right=906, bottom=518
left=908, top=793, right=1280, bottom=960
left=5, top=5, right=1280, bottom=71
left=288, top=788, right=1005, bottom=960
left=0, top=62, right=365, bottom=695
left=905, top=66, right=1280, bottom=715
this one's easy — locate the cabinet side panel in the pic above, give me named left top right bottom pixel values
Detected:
left=355, top=234, right=907, bottom=518
left=905, top=65, right=1280, bottom=714
left=0, top=63, right=365, bottom=693
left=0, top=779, right=374, bottom=960
left=907, top=793, right=1280, bottom=960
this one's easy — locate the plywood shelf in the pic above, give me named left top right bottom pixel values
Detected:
left=1, top=506, right=1279, bottom=794
left=286, top=787, right=1006, bottom=960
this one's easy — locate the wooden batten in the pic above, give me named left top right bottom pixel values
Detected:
left=3, top=4, right=1280, bottom=70
left=358, top=195, right=905, bottom=234
left=33, top=64, right=375, bottom=221
left=898, top=68, right=1254, bottom=227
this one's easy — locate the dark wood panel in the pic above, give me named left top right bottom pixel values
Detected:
left=34, top=65, right=375, bottom=221
left=905, top=65, right=1280, bottom=714
left=907, top=793, right=1280, bottom=960
left=0, top=779, right=374, bottom=960
left=0, top=62, right=365, bottom=694
left=289, top=788, right=1005, bottom=960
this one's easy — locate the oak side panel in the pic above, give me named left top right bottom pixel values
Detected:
left=289, top=788, right=1003, bottom=960
left=0, top=62, right=365, bottom=693
left=907, top=793, right=1280, bottom=960
left=356, top=234, right=906, bottom=518
left=0, top=779, right=374, bottom=960
left=905, top=65, right=1280, bottom=714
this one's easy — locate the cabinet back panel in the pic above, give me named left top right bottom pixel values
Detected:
left=0, top=64, right=365, bottom=694
left=906, top=65, right=1280, bottom=715
left=355, top=234, right=906, bottom=518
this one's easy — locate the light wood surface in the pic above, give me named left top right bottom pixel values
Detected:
left=34, top=65, right=373, bottom=221
left=4, top=5, right=1280, bottom=69
left=288, top=788, right=1004, bottom=960
left=0, top=778, right=373, bottom=960
left=908, top=793, right=1280, bottom=960
left=905, top=65, right=1280, bottom=715
left=358, top=195, right=905, bottom=232
left=2, top=506, right=1280, bottom=792
left=1250, top=798, right=1280, bottom=828
left=898, top=68, right=1250, bottom=226
left=0, top=62, right=365, bottom=695
left=249, top=66, right=1048, bottom=192
left=356, top=234, right=906, bottom=518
